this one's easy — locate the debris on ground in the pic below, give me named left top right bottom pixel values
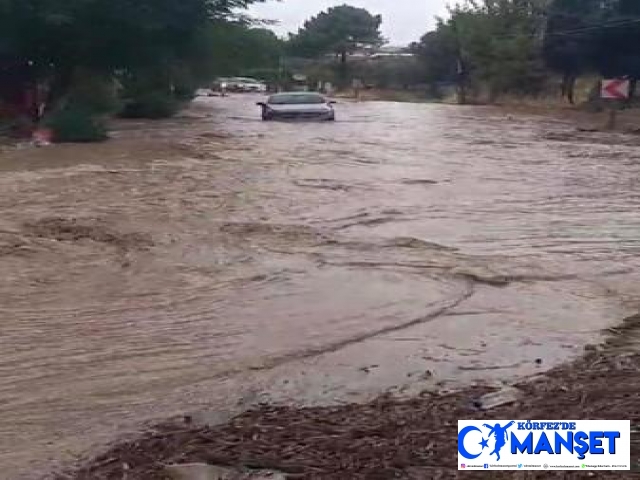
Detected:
left=164, top=463, right=286, bottom=480
left=472, top=386, right=522, bottom=411
left=51, top=350, right=640, bottom=480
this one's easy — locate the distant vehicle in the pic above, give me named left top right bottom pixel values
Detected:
left=236, top=78, right=267, bottom=93
left=195, top=88, right=216, bottom=97
left=215, top=77, right=267, bottom=93
left=257, top=92, right=336, bottom=122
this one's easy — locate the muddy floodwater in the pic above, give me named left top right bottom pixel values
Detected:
left=1, top=96, right=640, bottom=478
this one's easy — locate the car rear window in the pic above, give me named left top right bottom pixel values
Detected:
left=268, top=94, right=325, bottom=105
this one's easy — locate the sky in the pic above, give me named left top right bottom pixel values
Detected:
left=248, top=0, right=451, bottom=46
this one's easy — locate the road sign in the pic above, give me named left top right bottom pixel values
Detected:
left=601, top=79, right=630, bottom=100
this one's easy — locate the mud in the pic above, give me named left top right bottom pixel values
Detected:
left=2, top=95, right=640, bottom=478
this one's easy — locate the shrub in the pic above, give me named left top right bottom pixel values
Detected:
left=44, top=105, right=108, bottom=143
left=173, top=85, right=196, bottom=102
left=119, top=91, right=181, bottom=119
left=0, top=113, right=33, bottom=138
left=67, top=70, right=122, bottom=115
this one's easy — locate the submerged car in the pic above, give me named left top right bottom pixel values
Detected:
left=257, top=92, right=336, bottom=121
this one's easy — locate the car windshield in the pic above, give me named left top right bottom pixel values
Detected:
left=268, top=94, right=325, bottom=105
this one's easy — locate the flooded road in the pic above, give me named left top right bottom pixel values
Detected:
left=2, top=96, right=640, bottom=478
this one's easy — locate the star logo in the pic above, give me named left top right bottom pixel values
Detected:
left=479, top=437, right=489, bottom=449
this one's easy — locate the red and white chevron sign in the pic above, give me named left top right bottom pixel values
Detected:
left=601, top=79, right=630, bottom=100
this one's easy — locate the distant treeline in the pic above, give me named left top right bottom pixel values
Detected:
left=410, top=0, right=640, bottom=103
left=0, top=0, right=285, bottom=139
left=278, top=1, right=640, bottom=103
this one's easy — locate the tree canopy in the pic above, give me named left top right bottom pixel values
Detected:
left=545, top=0, right=640, bottom=78
left=287, top=5, right=383, bottom=64
left=203, top=24, right=283, bottom=78
left=412, top=0, right=640, bottom=103
left=412, top=0, right=547, bottom=101
left=0, top=0, right=270, bottom=104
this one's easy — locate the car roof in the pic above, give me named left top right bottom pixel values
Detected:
left=270, top=92, right=323, bottom=96
left=233, top=77, right=262, bottom=82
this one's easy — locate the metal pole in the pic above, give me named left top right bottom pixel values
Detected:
left=451, top=19, right=467, bottom=105
left=278, top=55, right=285, bottom=92
left=606, top=107, right=617, bottom=130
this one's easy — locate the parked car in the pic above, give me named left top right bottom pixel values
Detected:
left=214, top=77, right=266, bottom=93
left=257, top=92, right=336, bottom=122
left=212, top=78, right=228, bottom=91
left=233, top=77, right=267, bottom=93
left=195, top=88, right=216, bottom=97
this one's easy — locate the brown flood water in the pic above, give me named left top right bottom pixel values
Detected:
left=2, top=96, right=640, bottom=478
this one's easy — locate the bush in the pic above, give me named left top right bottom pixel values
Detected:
left=119, top=92, right=182, bottom=119
left=68, top=70, right=122, bottom=115
left=173, top=85, right=196, bottom=102
left=0, top=113, right=33, bottom=138
left=44, top=105, right=108, bottom=143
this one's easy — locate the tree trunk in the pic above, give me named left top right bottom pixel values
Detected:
left=456, top=84, right=467, bottom=105
left=561, top=74, right=568, bottom=97
left=44, top=67, right=74, bottom=115
left=567, top=75, right=576, bottom=105
left=455, top=58, right=467, bottom=105
left=561, top=73, right=576, bottom=105
left=488, top=83, right=500, bottom=104
left=337, top=51, right=348, bottom=90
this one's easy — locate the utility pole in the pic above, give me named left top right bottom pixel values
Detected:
left=277, top=55, right=285, bottom=92
left=451, top=19, right=467, bottom=105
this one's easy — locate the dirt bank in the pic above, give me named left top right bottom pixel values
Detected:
left=52, top=339, right=640, bottom=480
left=342, top=88, right=640, bottom=133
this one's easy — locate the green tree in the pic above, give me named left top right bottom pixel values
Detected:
left=414, top=0, right=548, bottom=102
left=200, top=23, right=283, bottom=78
left=544, top=0, right=640, bottom=102
left=287, top=5, right=383, bottom=65
left=410, top=21, right=459, bottom=87
left=455, top=0, right=547, bottom=100
left=544, top=0, right=606, bottom=103
left=0, top=0, right=268, bottom=109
